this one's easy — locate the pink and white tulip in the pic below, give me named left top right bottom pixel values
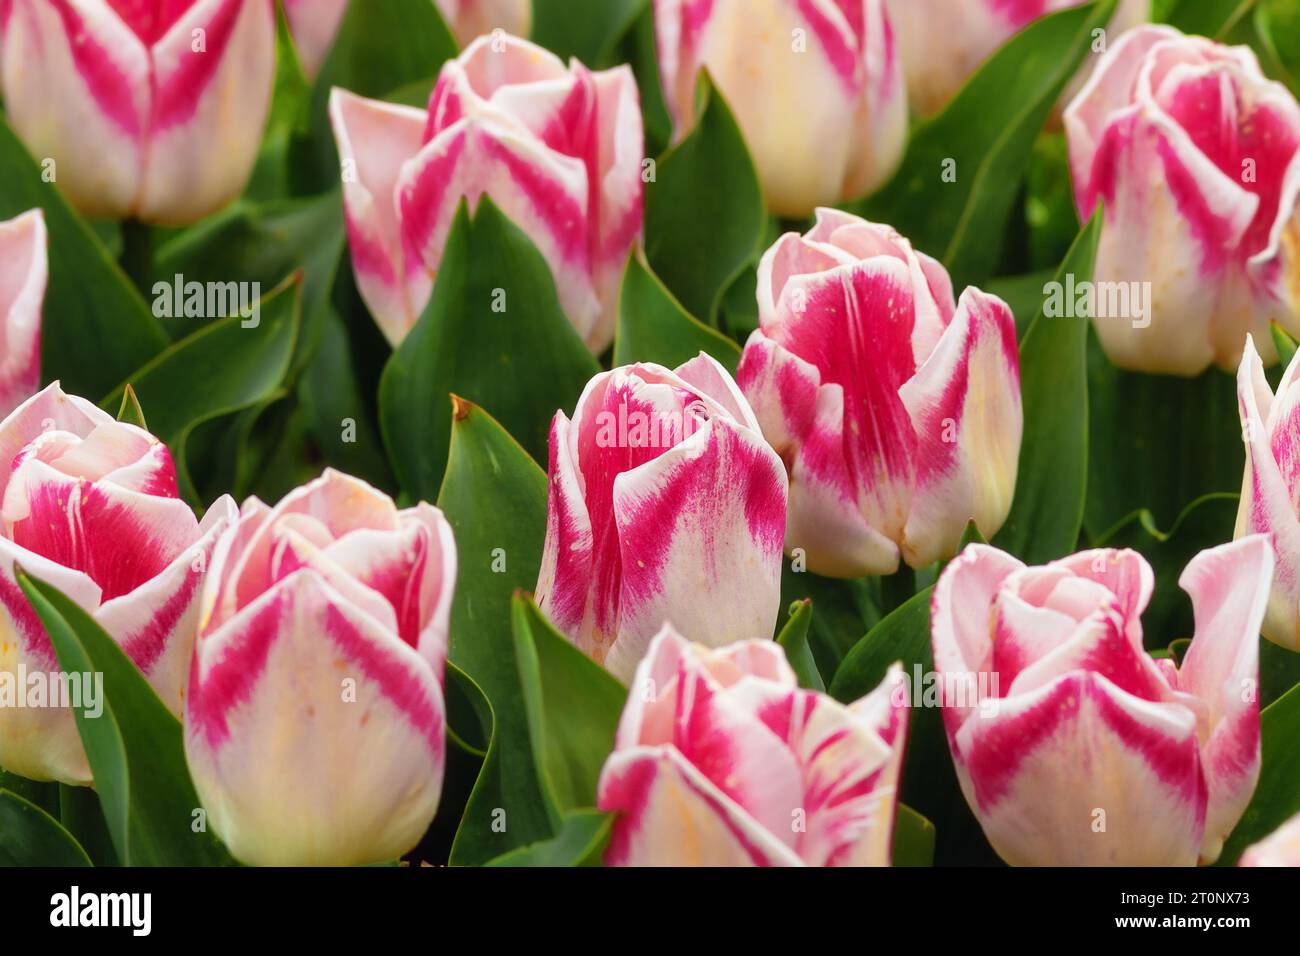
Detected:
left=654, top=0, right=906, bottom=217
left=0, top=0, right=276, bottom=225
left=1065, top=26, right=1300, bottom=375
left=0, top=383, right=235, bottom=785
left=1240, top=812, right=1300, bottom=866
left=282, top=0, right=349, bottom=80
left=0, top=209, right=46, bottom=420
left=736, top=209, right=1022, bottom=578
left=597, top=626, right=908, bottom=866
left=1235, top=334, right=1300, bottom=651
left=183, top=469, right=456, bottom=866
left=434, top=0, right=530, bottom=49
left=329, top=32, right=643, bottom=350
left=932, top=538, right=1272, bottom=866
left=889, top=0, right=1148, bottom=116
left=534, top=354, right=787, bottom=682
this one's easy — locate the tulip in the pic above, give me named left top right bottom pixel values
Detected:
left=1240, top=812, right=1300, bottom=866
left=329, top=32, right=643, bottom=350
left=282, top=0, right=349, bottom=80
left=0, top=383, right=236, bottom=785
left=597, top=625, right=908, bottom=865
left=0, top=0, right=276, bottom=225
left=932, top=538, right=1272, bottom=866
left=434, top=0, right=530, bottom=49
left=889, top=0, right=1149, bottom=116
left=736, top=209, right=1022, bottom=578
left=0, top=209, right=46, bottom=420
left=183, top=469, right=457, bottom=866
left=653, top=0, right=906, bottom=217
left=534, top=353, right=787, bottom=682
left=1235, top=334, right=1300, bottom=650
left=1064, top=25, right=1300, bottom=375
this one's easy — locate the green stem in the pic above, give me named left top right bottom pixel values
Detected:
left=880, top=565, right=917, bottom=618
left=118, top=218, right=154, bottom=296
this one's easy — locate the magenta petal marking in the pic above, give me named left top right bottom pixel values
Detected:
left=49, top=0, right=145, bottom=136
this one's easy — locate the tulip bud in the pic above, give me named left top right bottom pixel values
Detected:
left=1235, top=334, right=1300, bottom=650
left=0, top=383, right=236, bottom=785
left=0, top=0, right=276, bottom=225
left=434, top=0, right=531, bottom=49
left=889, top=0, right=1149, bottom=117
left=653, top=0, right=906, bottom=217
left=598, top=625, right=908, bottom=866
left=330, top=32, right=643, bottom=351
left=183, top=469, right=457, bottom=866
left=1240, top=812, right=1300, bottom=866
left=534, top=353, right=787, bottom=682
left=0, top=209, right=46, bottom=419
left=737, top=209, right=1022, bottom=578
left=1064, top=25, right=1300, bottom=375
left=282, top=0, right=349, bottom=80
left=932, top=538, right=1272, bottom=866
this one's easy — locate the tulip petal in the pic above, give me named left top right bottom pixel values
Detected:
left=137, top=0, right=276, bottom=224
left=1177, top=535, right=1271, bottom=864
left=330, top=89, right=433, bottom=346
left=955, top=670, right=1206, bottom=866
left=899, top=288, right=1021, bottom=566
left=434, top=0, right=532, bottom=49
left=0, top=210, right=46, bottom=419
left=1240, top=811, right=1300, bottom=866
left=1, top=0, right=149, bottom=218
left=185, top=568, right=445, bottom=866
left=282, top=0, right=347, bottom=80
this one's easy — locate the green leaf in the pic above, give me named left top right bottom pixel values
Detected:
left=484, top=810, right=613, bottom=867
left=992, top=210, right=1101, bottom=564
left=0, top=790, right=92, bottom=867
left=831, top=587, right=1000, bottom=866
left=984, top=269, right=1056, bottom=339
left=531, top=0, right=647, bottom=65
left=893, top=804, right=936, bottom=868
left=645, top=73, right=765, bottom=324
left=1095, top=494, right=1239, bottom=650
left=780, top=563, right=880, bottom=684
left=614, top=252, right=742, bottom=374
left=101, top=277, right=301, bottom=507
left=115, top=384, right=148, bottom=430
left=512, top=596, right=627, bottom=812
left=854, top=1, right=1117, bottom=290
left=0, top=120, right=168, bottom=397
left=1261, top=637, right=1300, bottom=710
left=298, top=0, right=458, bottom=192
left=379, top=198, right=599, bottom=502
left=436, top=400, right=556, bottom=866
left=1271, top=320, right=1298, bottom=368
left=776, top=599, right=824, bottom=692
left=1163, top=0, right=1257, bottom=37
left=1086, top=339, right=1242, bottom=536
left=1219, top=683, right=1300, bottom=864
left=14, top=571, right=235, bottom=866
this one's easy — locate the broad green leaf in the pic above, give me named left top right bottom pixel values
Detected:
left=1219, top=683, right=1300, bottom=864
left=1163, top=0, right=1257, bottom=37
left=1261, top=638, right=1300, bottom=710
left=101, top=278, right=301, bottom=506
left=831, top=586, right=1001, bottom=866
left=298, top=0, right=458, bottom=192
left=245, top=3, right=314, bottom=199
left=436, top=400, right=556, bottom=865
left=1271, top=320, right=1298, bottom=368
left=512, top=596, right=627, bottom=812
left=0, top=121, right=168, bottom=397
left=614, top=252, right=742, bottom=374
left=645, top=74, right=764, bottom=324
left=622, top=3, right=673, bottom=156
left=776, top=599, right=824, bottom=692
left=854, top=1, right=1117, bottom=290
left=59, top=784, right=119, bottom=867
left=1086, top=336, right=1242, bottom=536
left=484, top=810, right=613, bottom=867
left=379, top=199, right=599, bottom=502
left=14, top=572, right=235, bottom=866
left=531, top=0, right=647, bottom=65
left=1095, top=494, right=1239, bottom=650
left=991, top=211, right=1101, bottom=564
left=0, top=790, right=92, bottom=867
left=780, top=562, right=881, bottom=685
left=893, top=804, right=936, bottom=868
